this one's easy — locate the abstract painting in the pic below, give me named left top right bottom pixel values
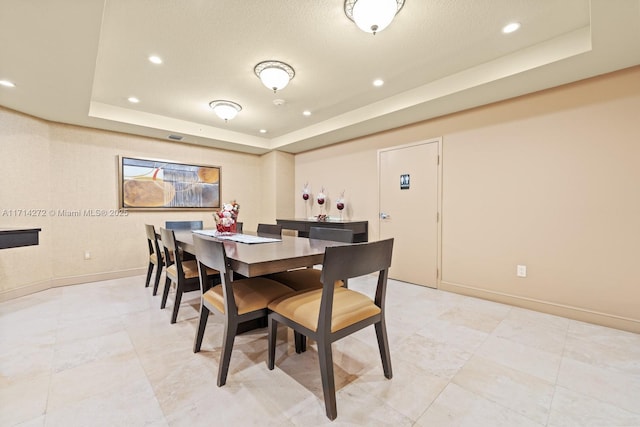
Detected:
left=118, top=156, right=220, bottom=210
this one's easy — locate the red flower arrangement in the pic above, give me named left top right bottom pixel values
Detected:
left=214, top=200, right=239, bottom=233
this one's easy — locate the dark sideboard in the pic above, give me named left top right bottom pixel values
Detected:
left=0, top=228, right=42, bottom=249
left=276, top=219, right=368, bottom=243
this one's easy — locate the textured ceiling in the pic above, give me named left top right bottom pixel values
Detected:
left=1, top=0, right=639, bottom=154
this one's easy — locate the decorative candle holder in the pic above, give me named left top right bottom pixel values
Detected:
left=317, top=187, right=326, bottom=220
left=302, top=183, right=311, bottom=218
left=302, top=183, right=310, bottom=201
left=336, top=190, right=345, bottom=220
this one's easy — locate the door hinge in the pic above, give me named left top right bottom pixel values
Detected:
left=436, top=268, right=439, bottom=279
left=437, top=155, right=440, bottom=165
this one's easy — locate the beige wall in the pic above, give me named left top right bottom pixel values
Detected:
left=1, top=109, right=53, bottom=292
left=0, top=109, right=293, bottom=299
left=259, top=150, right=295, bottom=226
left=295, top=66, right=640, bottom=333
left=2, top=67, right=638, bottom=332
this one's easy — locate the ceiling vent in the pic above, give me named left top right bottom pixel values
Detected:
left=168, top=134, right=183, bottom=141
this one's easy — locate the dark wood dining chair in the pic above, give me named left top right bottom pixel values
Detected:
left=256, top=223, right=282, bottom=236
left=235, top=221, right=243, bottom=233
left=268, top=226, right=355, bottom=353
left=192, top=235, right=295, bottom=386
left=268, top=226, right=354, bottom=292
left=165, top=220, right=204, bottom=230
left=144, top=224, right=165, bottom=295
left=267, top=238, right=394, bottom=420
left=159, top=227, right=218, bottom=324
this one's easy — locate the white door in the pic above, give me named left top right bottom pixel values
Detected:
left=379, top=139, right=440, bottom=288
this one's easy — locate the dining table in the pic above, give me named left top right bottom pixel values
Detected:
left=172, top=230, right=347, bottom=277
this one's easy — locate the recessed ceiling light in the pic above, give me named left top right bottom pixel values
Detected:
left=302, top=110, right=311, bottom=116
left=0, top=80, right=16, bottom=88
left=259, top=129, right=267, bottom=134
left=128, top=97, right=140, bottom=103
left=148, top=55, right=163, bottom=64
left=502, top=22, right=521, bottom=34
left=373, top=79, right=384, bottom=87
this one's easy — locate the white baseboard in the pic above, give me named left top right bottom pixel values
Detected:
left=439, top=280, right=640, bottom=334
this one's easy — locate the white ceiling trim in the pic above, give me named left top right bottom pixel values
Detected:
left=270, top=27, right=592, bottom=150
left=88, top=101, right=270, bottom=150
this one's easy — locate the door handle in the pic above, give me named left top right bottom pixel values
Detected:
left=380, top=212, right=390, bottom=219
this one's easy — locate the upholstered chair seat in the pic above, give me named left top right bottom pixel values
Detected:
left=267, top=227, right=354, bottom=292
left=269, top=269, right=344, bottom=292
left=203, top=277, right=294, bottom=315
left=268, top=286, right=380, bottom=333
left=166, top=259, right=215, bottom=280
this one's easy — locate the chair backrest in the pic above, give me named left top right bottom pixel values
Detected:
left=193, top=235, right=238, bottom=315
left=309, top=227, right=354, bottom=243
left=165, top=220, right=204, bottom=230
left=257, top=223, right=282, bottom=236
left=145, top=224, right=161, bottom=257
left=318, top=238, right=394, bottom=330
left=235, top=221, right=243, bottom=233
left=159, top=227, right=183, bottom=277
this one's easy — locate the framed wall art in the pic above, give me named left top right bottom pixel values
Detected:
left=118, top=156, right=221, bottom=210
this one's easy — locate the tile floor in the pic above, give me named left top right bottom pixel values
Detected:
left=1, top=274, right=639, bottom=426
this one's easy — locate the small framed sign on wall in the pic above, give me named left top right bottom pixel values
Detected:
left=118, top=156, right=221, bottom=210
left=400, top=174, right=410, bottom=190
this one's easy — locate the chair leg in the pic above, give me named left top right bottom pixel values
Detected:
left=318, top=340, right=337, bottom=420
left=267, top=316, right=278, bottom=370
left=217, top=319, right=238, bottom=387
left=374, top=320, right=393, bottom=379
left=171, top=283, right=183, bottom=324
left=294, top=332, right=307, bottom=353
left=152, top=263, right=163, bottom=296
left=256, top=315, right=267, bottom=328
left=145, top=262, right=154, bottom=287
left=160, top=277, right=171, bottom=309
left=193, top=305, right=210, bottom=353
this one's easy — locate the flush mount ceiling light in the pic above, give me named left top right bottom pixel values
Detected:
left=344, top=0, right=405, bottom=35
left=209, top=100, right=242, bottom=121
left=254, top=60, right=295, bottom=92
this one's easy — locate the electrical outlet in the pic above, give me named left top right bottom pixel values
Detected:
left=517, top=264, right=527, bottom=277
left=84, top=251, right=91, bottom=260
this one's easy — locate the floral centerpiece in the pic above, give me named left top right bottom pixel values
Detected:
left=214, top=200, right=239, bottom=233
